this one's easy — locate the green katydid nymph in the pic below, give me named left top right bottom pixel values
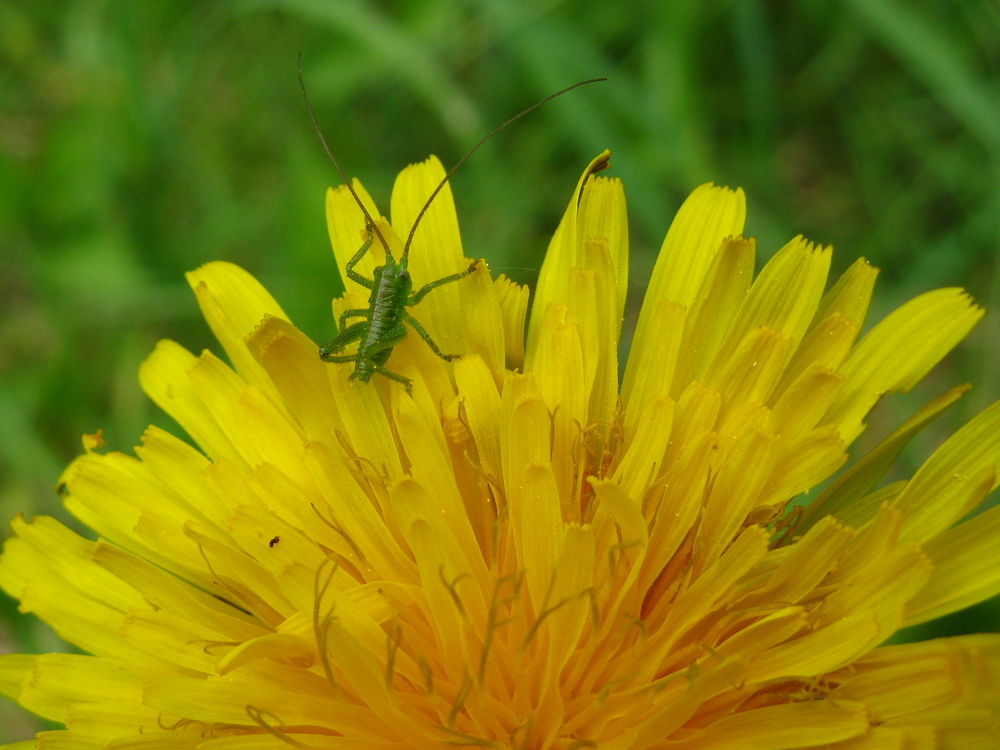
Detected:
left=298, top=57, right=604, bottom=394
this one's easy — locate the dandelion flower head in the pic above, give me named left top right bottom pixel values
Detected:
left=2, top=152, right=1000, bottom=750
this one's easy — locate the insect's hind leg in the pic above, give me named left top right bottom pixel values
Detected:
left=407, top=259, right=481, bottom=306
left=401, top=310, right=459, bottom=362
left=345, top=222, right=377, bottom=289
left=372, top=365, right=413, bottom=394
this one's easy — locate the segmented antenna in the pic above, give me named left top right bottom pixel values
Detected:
left=299, top=52, right=606, bottom=263
left=297, top=53, right=391, bottom=254
left=401, top=77, right=606, bottom=260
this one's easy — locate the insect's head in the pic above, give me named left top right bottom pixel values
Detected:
left=380, top=259, right=411, bottom=284
left=368, top=257, right=411, bottom=295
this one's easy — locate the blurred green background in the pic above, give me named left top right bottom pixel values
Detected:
left=2, top=0, right=1000, bottom=740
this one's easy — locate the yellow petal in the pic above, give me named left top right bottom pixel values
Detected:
left=566, top=268, right=601, bottom=417
left=0, top=525, right=149, bottom=662
left=767, top=365, right=844, bottom=439
left=502, top=392, right=551, bottom=571
left=494, top=274, right=529, bottom=371
left=709, top=235, right=831, bottom=377
left=581, top=238, right=623, bottom=428
left=817, top=543, right=931, bottom=637
left=143, top=673, right=357, bottom=734
left=835, top=634, right=1000, bottom=723
left=748, top=608, right=886, bottom=682
left=799, top=384, right=969, bottom=533
left=809, top=255, right=879, bottom=335
left=245, top=314, right=342, bottom=449
left=613, top=395, right=674, bottom=503
left=527, top=151, right=613, bottom=364
left=698, top=431, right=777, bottom=569
left=185, top=262, right=290, bottom=409
left=714, top=606, right=808, bottom=661
left=0, top=653, right=32, bottom=705
left=667, top=700, right=868, bottom=750
left=670, top=235, right=755, bottom=396
left=322, top=353, right=405, bottom=483
left=1, top=654, right=144, bottom=726
left=531, top=305, right=586, bottom=506
left=563, top=176, right=629, bottom=410
left=760, top=424, right=846, bottom=508
left=389, top=155, right=464, bottom=272
left=774, top=312, right=857, bottom=397
left=895, top=397, right=1000, bottom=543
left=905, top=501, right=1000, bottom=625
left=138, top=341, right=242, bottom=465
left=545, top=524, right=596, bottom=674
left=454, top=353, right=504, bottom=489
left=824, top=288, right=983, bottom=443
left=641, top=430, right=714, bottom=600
left=326, top=180, right=384, bottom=296
left=646, top=183, right=747, bottom=310
left=620, top=299, right=685, bottom=433
left=389, top=482, right=472, bottom=684
left=660, top=381, right=721, bottom=477
left=303, top=440, right=416, bottom=584
left=392, top=394, right=489, bottom=593
left=389, top=155, right=470, bottom=356
left=457, top=260, right=505, bottom=385
left=92, top=540, right=264, bottom=642
left=707, top=326, right=792, bottom=426
left=626, top=183, right=746, bottom=413
left=578, top=172, right=628, bottom=325
left=737, top=517, right=854, bottom=611
left=638, top=527, right=769, bottom=681
left=518, top=464, right=565, bottom=615
left=601, top=658, right=749, bottom=750
left=591, top=479, right=648, bottom=631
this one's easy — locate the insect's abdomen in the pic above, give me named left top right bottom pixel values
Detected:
left=350, top=266, right=410, bottom=388
left=362, top=270, right=403, bottom=347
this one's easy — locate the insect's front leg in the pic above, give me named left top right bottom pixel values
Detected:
left=345, top=222, right=377, bottom=290
left=401, top=310, right=459, bottom=361
left=320, top=321, right=366, bottom=359
left=407, top=259, right=481, bottom=306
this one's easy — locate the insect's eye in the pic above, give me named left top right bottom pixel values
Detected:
left=398, top=269, right=410, bottom=281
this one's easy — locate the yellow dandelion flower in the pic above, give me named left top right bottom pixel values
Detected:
left=3, top=152, right=1000, bottom=750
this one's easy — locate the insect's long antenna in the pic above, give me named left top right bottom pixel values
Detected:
left=297, top=53, right=391, bottom=255
left=402, top=77, right=607, bottom=260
